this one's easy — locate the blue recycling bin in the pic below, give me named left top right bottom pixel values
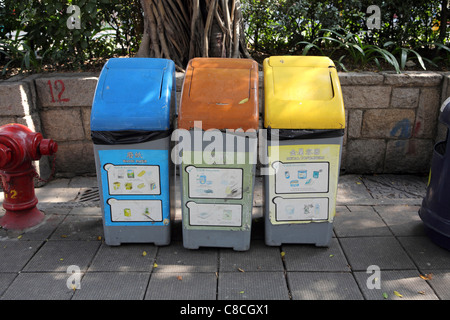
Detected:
left=419, top=97, right=450, bottom=251
left=90, top=58, right=176, bottom=246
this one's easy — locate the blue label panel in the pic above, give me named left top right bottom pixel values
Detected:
left=98, top=149, right=170, bottom=226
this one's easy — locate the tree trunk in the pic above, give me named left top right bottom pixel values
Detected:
left=135, top=0, right=250, bottom=71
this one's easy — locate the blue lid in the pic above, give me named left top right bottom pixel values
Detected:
left=91, top=58, right=175, bottom=131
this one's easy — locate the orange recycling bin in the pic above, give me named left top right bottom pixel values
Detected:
left=177, top=58, right=259, bottom=251
left=178, top=58, right=259, bottom=131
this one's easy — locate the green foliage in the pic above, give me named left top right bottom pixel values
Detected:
left=242, top=0, right=450, bottom=71
left=0, top=0, right=142, bottom=75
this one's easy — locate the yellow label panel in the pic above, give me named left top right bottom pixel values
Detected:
left=267, top=144, right=340, bottom=225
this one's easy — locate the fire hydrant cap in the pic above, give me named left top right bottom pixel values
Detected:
left=39, top=139, right=58, bottom=156
left=0, top=144, right=12, bottom=168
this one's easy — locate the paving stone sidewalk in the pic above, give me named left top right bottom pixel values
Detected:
left=1, top=174, right=450, bottom=301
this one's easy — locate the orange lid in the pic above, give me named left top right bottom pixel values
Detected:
left=178, top=58, right=259, bottom=131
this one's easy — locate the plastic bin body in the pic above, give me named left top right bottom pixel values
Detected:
left=91, top=58, right=176, bottom=246
left=177, top=58, right=259, bottom=251
left=419, top=98, right=450, bottom=251
left=263, top=56, right=345, bottom=247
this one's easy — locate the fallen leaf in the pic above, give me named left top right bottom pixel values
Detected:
left=142, top=251, right=147, bottom=257
left=239, top=98, right=249, bottom=104
left=419, top=273, right=433, bottom=280
left=176, top=275, right=183, bottom=281
left=281, top=251, right=285, bottom=259
left=329, top=254, right=334, bottom=258
left=393, top=291, right=403, bottom=298
left=239, top=291, right=245, bottom=294
left=418, top=291, right=426, bottom=295
left=382, top=292, right=388, bottom=299
left=59, top=258, right=64, bottom=261
left=237, top=267, right=245, bottom=273
left=60, top=235, right=68, bottom=238
left=97, top=236, right=102, bottom=241
left=17, top=235, right=22, bottom=239
left=356, top=182, right=362, bottom=185
left=153, top=262, right=158, bottom=268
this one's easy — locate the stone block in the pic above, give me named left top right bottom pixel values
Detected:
left=348, top=109, right=363, bottom=138
left=40, top=108, right=85, bottom=141
left=0, top=82, right=34, bottom=116
left=415, top=87, right=441, bottom=139
left=81, top=107, right=92, bottom=141
left=362, top=109, right=416, bottom=138
left=391, top=87, right=420, bottom=108
left=35, top=75, right=98, bottom=107
left=384, top=139, right=433, bottom=173
left=345, top=139, right=386, bottom=173
left=55, top=141, right=95, bottom=176
left=342, top=86, right=391, bottom=109
left=383, top=71, right=442, bottom=87
left=338, top=72, right=384, bottom=86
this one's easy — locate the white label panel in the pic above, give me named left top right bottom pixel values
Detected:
left=186, top=202, right=242, bottom=226
left=274, top=162, right=329, bottom=194
left=108, top=199, right=163, bottom=222
left=104, top=164, right=160, bottom=195
left=186, top=166, right=243, bottom=199
left=273, top=197, right=329, bottom=221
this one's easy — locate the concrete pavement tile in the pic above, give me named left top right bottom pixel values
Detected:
left=353, top=270, right=438, bottom=300
left=0, top=240, right=43, bottom=272
left=0, top=273, right=17, bottom=297
left=398, top=236, right=450, bottom=270
left=374, top=205, right=425, bottom=236
left=420, top=270, right=450, bottom=299
left=72, top=272, right=149, bottom=300
left=334, top=206, right=392, bottom=237
left=339, top=237, right=416, bottom=271
left=219, top=240, right=284, bottom=272
left=68, top=176, right=98, bottom=188
left=145, top=272, right=217, bottom=300
left=287, top=272, right=363, bottom=300
left=68, top=206, right=102, bottom=216
left=0, top=214, right=65, bottom=241
left=50, top=215, right=103, bottom=241
left=88, top=243, right=157, bottom=272
left=337, top=174, right=373, bottom=204
left=282, top=238, right=351, bottom=272
left=361, top=174, right=427, bottom=200
left=23, top=240, right=100, bottom=272
left=218, top=271, right=290, bottom=300
left=34, top=178, right=80, bottom=202
left=154, top=241, right=218, bottom=273
left=1, top=272, right=75, bottom=300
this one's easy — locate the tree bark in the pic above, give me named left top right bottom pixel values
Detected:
left=136, top=0, right=250, bottom=71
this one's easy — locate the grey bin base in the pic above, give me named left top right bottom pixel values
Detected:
left=183, top=228, right=251, bottom=251
left=104, top=225, right=171, bottom=246
left=264, top=220, right=333, bottom=247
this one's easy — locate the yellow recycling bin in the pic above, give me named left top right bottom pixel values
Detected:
left=263, top=56, right=345, bottom=247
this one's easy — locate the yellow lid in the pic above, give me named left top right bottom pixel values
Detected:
left=263, top=56, right=345, bottom=129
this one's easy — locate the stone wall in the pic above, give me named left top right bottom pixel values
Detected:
left=0, top=70, right=449, bottom=178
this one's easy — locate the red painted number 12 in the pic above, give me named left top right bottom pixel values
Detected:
left=47, top=80, right=70, bottom=103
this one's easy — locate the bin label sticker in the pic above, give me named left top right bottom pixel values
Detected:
left=185, top=166, right=243, bottom=199
left=98, top=149, right=170, bottom=227
left=186, top=202, right=242, bottom=227
left=107, top=198, right=164, bottom=223
left=273, top=197, right=329, bottom=221
left=273, top=161, right=329, bottom=194
left=267, top=144, right=340, bottom=225
left=104, top=164, right=161, bottom=195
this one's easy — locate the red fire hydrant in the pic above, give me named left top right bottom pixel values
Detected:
left=0, top=124, right=57, bottom=230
